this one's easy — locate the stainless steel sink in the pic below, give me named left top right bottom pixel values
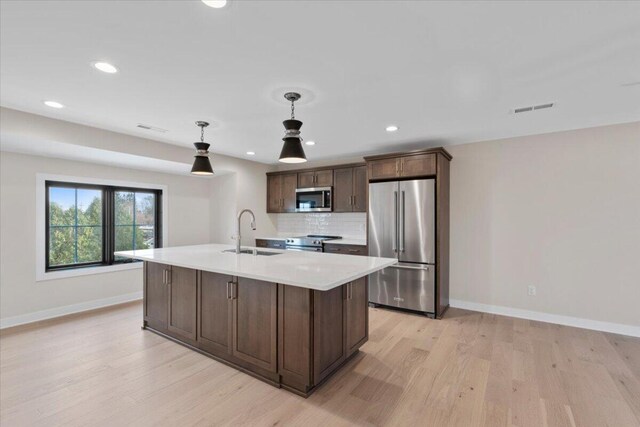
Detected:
left=222, top=249, right=281, bottom=256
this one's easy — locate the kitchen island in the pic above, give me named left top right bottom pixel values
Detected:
left=116, top=243, right=396, bottom=397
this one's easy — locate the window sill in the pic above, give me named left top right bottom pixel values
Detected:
left=36, top=262, right=143, bottom=282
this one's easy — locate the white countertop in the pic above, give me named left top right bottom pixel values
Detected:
left=116, top=243, right=396, bottom=291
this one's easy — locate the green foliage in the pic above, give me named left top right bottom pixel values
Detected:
left=49, top=189, right=156, bottom=266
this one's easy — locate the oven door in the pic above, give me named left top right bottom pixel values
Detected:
left=285, top=245, right=322, bottom=252
left=295, top=187, right=332, bottom=212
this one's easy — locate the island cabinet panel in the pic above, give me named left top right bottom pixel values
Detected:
left=167, top=266, right=197, bottom=341
left=278, top=285, right=312, bottom=392
left=232, top=277, right=278, bottom=373
left=144, top=262, right=169, bottom=331
left=345, top=277, right=368, bottom=356
left=313, top=286, right=347, bottom=384
left=198, top=271, right=232, bottom=357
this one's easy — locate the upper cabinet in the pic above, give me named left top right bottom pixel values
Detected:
left=333, top=165, right=367, bottom=213
left=298, top=169, right=333, bottom=188
left=366, top=149, right=450, bottom=180
left=267, top=173, right=297, bottom=213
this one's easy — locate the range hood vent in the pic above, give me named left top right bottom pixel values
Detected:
left=514, top=102, right=554, bottom=114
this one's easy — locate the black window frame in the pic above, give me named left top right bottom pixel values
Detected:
left=45, top=181, right=163, bottom=272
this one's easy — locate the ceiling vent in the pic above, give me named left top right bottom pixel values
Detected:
left=513, top=102, right=554, bottom=114
left=136, top=123, right=168, bottom=133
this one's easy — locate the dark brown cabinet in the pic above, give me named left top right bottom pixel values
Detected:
left=267, top=173, right=297, bottom=213
left=255, top=239, right=286, bottom=249
left=167, top=266, right=197, bottom=341
left=198, top=271, right=232, bottom=357
left=231, top=277, right=278, bottom=372
left=323, top=243, right=367, bottom=256
left=367, top=158, right=399, bottom=180
left=400, top=153, right=436, bottom=178
left=144, top=262, right=169, bottom=331
left=367, top=153, right=437, bottom=180
left=144, top=262, right=369, bottom=397
left=333, top=165, right=367, bottom=212
left=298, top=169, right=333, bottom=188
left=345, top=277, right=368, bottom=356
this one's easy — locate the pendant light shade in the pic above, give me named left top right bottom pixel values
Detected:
left=278, top=93, right=307, bottom=164
left=191, top=122, right=214, bottom=175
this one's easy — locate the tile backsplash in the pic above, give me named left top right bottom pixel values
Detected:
left=276, top=213, right=367, bottom=239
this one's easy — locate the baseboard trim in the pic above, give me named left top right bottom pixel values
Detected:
left=0, top=291, right=143, bottom=329
left=449, top=299, right=640, bottom=338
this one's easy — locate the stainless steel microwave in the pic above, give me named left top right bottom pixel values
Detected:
left=295, top=187, right=332, bottom=212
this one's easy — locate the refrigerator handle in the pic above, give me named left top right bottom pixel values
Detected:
left=393, top=191, right=398, bottom=253
left=400, top=190, right=405, bottom=252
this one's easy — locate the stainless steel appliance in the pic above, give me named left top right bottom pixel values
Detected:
left=295, top=187, right=332, bottom=212
left=285, top=235, right=341, bottom=252
left=368, top=179, right=436, bottom=316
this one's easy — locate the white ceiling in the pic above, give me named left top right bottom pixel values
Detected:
left=1, top=1, right=639, bottom=165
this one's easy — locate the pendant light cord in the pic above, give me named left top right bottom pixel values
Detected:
left=291, top=99, right=295, bottom=119
left=200, top=124, right=205, bottom=142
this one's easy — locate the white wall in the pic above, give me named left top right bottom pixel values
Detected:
left=0, top=151, right=213, bottom=326
left=448, top=122, right=640, bottom=328
left=0, top=108, right=280, bottom=326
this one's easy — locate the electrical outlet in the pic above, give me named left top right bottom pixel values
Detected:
left=528, top=285, right=537, bottom=296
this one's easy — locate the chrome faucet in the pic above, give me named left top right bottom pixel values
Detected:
left=236, top=209, right=256, bottom=254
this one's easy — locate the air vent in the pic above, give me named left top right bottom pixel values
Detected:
left=513, top=102, right=555, bottom=114
left=136, top=124, right=168, bottom=133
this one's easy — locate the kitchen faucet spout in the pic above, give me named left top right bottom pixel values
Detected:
left=236, top=209, right=256, bottom=254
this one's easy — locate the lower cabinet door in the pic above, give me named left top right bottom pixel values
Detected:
left=167, top=266, right=197, bottom=341
left=144, top=262, right=169, bottom=331
left=313, top=286, right=347, bottom=384
left=198, top=271, right=233, bottom=356
left=232, top=277, right=278, bottom=372
left=346, top=277, right=368, bottom=356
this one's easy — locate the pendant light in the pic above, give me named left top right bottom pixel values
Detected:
left=278, top=92, right=307, bottom=163
left=191, top=121, right=214, bottom=175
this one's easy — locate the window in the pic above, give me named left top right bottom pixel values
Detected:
left=46, top=181, right=162, bottom=271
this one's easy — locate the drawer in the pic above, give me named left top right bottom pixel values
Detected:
left=255, top=239, right=286, bottom=249
left=323, top=244, right=367, bottom=256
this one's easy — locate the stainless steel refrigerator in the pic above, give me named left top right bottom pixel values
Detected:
left=368, top=179, right=436, bottom=315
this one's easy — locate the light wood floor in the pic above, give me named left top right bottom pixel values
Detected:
left=1, top=302, right=639, bottom=427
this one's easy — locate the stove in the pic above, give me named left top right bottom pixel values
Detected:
left=285, top=235, right=342, bottom=252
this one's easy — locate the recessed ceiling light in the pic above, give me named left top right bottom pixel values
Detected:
left=44, top=100, right=64, bottom=109
left=305, top=140, right=316, bottom=146
left=246, top=151, right=255, bottom=156
left=385, top=125, right=399, bottom=132
left=202, top=0, right=227, bottom=8
left=93, top=62, right=118, bottom=74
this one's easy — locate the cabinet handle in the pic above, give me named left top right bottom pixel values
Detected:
left=166, top=269, right=171, bottom=285
left=226, top=281, right=232, bottom=299
left=348, top=249, right=359, bottom=253
left=162, top=269, right=166, bottom=285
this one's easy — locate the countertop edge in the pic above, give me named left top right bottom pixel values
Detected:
left=119, top=251, right=396, bottom=291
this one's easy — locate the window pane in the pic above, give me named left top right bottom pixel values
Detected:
left=77, top=189, right=102, bottom=226
left=77, top=226, right=102, bottom=263
left=135, top=193, right=155, bottom=225
left=115, top=191, right=134, bottom=225
left=49, top=187, right=75, bottom=225
left=49, top=226, right=75, bottom=266
left=136, top=225, right=155, bottom=250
